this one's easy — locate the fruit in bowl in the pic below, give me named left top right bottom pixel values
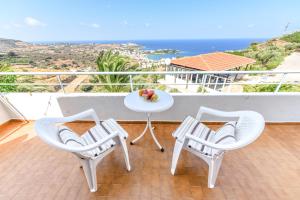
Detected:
left=138, top=89, right=159, bottom=102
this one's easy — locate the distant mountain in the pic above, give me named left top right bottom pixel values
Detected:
left=0, top=38, right=31, bottom=52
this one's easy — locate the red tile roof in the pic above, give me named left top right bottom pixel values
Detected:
left=171, top=52, right=256, bottom=71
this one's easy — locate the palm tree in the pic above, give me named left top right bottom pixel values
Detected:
left=96, top=50, right=136, bottom=92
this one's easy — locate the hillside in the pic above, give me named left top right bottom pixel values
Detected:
left=281, top=31, right=300, bottom=43
left=227, top=32, right=300, bottom=71
left=0, top=38, right=30, bottom=52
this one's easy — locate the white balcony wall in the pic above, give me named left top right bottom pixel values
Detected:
left=0, top=100, right=17, bottom=124
left=57, top=93, right=300, bottom=122
left=2, top=93, right=63, bottom=121
left=1, top=93, right=300, bottom=123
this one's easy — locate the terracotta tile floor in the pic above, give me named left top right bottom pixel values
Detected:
left=0, top=121, right=299, bottom=200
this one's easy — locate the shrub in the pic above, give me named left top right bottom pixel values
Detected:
left=197, top=86, right=207, bottom=93
left=81, top=85, right=94, bottom=92
left=169, top=88, right=180, bottom=93
left=243, top=84, right=300, bottom=92
left=281, top=32, right=300, bottom=43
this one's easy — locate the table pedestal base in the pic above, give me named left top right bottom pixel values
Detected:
left=130, top=113, right=164, bottom=152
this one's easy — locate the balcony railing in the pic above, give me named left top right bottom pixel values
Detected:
left=0, top=70, right=300, bottom=94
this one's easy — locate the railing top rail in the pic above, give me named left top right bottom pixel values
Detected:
left=0, top=70, right=300, bottom=76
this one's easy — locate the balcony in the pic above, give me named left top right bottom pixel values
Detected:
left=0, top=70, right=300, bottom=199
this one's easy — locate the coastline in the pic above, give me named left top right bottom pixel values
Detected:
left=30, top=38, right=267, bottom=60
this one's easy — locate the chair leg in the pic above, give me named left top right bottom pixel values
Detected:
left=119, top=137, right=131, bottom=171
left=171, top=140, right=184, bottom=175
left=208, top=154, right=224, bottom=188
left=81, top=159, right=98, bottom=192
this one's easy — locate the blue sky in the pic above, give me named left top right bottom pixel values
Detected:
left=0, top=0, right=300, bottom=41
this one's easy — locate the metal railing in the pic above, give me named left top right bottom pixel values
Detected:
left=0, top=70, right=300, bottom=94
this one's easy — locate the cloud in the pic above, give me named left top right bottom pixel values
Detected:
left=217, top=25, right=223, bottom=29
left=91, top=23, right=100, bottom=28
left=145, top=23, right=150, bottom=28
left=122, top=20, right=128, bottom=26
left=247, top=24, right=255, bottom=28
left=80, top=22, right=100, bottom=28
left=24, top=17, right=46, bottom=27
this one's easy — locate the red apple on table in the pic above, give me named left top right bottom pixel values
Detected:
left=147, top=90, right=154, bottom=100
left=138, top=89, right=158, bottom=102
left=142, top=90, right=148, bottom=98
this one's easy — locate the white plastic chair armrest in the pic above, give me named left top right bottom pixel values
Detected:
left=186, top=133, right=240, bottom=151
left=48, top=109, right=100, bottom=125
left=196, top=106, right=242, bottom=121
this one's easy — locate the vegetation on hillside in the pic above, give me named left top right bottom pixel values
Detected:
left=228, top=32, right=300, bottom=71
left=228, top=43, right=294, bottom=71
left=0, top=63, right=17, bottom=92
left=281, top=31, right=300, bottom=43
left=243, top=84, right=300, bottom=93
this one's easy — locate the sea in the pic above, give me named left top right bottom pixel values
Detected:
left=35, top=39, right=267, bottom=60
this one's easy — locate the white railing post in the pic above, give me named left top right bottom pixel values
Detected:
left=129, top=75, right=134, bottom=92
left=274, top=73, right=287, bottom=94
left=56, top=75, right=65, bottom=93
left=165, top=65, right=167, bottom=80
left=201, top=75, right=207, bottom=93
left=207, top=75, right=212, bottom=89
left=185, top=74, right=189, bottom=89
left=196, top=73, right=199, bottom=84
left=222, top=77, right=227, bottom=92
left=174, top=68, right=177, bottom=84
left=214, top=76, right=219, bottom=91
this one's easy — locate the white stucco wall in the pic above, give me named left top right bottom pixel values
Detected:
left=57, top=93, right=300, bottom=122
left=0, top=100, right=16, bottom=124
left=2, top=93, right=300, bottom=123
left=3, top=93, right=63, bottom=121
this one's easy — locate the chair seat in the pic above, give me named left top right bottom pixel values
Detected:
left=81, top=118, right=129, bottom=157
left=81, top=124, right=116, bottom=157
left=58, top=118, right=128, bottom=158
left=173, top=116, right=237, bottom=156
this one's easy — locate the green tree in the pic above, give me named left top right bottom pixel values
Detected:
left=7, top=51, right=17, bottom=57
left=96, top=50, right=136, bottom=92
left=0, top=63, right=17, bottom=92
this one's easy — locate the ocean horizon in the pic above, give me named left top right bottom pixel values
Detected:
left=32, top=38, right=268, bottom=60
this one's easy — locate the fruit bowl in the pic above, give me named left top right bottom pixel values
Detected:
left=138, top=89, right=159, bottom=102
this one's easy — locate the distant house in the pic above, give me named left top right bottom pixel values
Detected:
left=165, top=52, right=256, bottom=91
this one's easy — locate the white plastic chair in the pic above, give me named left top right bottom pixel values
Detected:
left=35, top=109, right=131, bottom=192
left=171, top=106, right=265, bottom=188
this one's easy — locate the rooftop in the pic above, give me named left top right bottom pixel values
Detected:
left=0, top=121, right=299, bottom=199
left=171, top=52, right=256, bottom=71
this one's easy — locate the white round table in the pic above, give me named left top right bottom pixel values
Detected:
left=124, top=90, right=174, bottom=152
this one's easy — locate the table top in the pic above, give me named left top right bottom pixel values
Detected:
left=124, top=90, right=174, bottom=113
